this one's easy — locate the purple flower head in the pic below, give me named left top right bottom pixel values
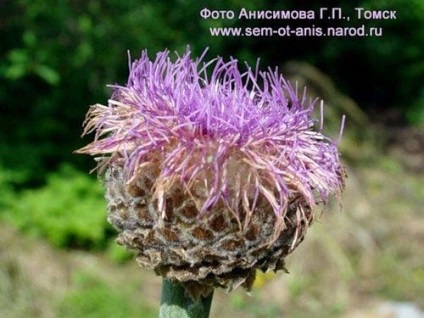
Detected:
left=78, top=47, right=345, bottom=226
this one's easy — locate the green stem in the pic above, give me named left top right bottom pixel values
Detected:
left=159, top=279, right=214, bottom=318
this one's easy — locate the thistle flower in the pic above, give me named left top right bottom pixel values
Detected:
left=76, top=48, right=345, bottom=302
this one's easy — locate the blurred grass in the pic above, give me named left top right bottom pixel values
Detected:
left=1, top=142, right=423, bottom=317
left=0, top=225, right=157, bottom=318
left=59, top=270, right=156, bottom=318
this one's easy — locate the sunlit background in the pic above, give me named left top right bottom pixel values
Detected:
left=1, top=1, right=423, bottom=317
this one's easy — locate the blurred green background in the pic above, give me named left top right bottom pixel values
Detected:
left=1, top=0, right=423, bottom=317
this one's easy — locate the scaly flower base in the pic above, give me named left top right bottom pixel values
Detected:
left=106, top=164, right=312, bottom=300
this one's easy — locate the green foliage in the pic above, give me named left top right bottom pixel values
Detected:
left=1, top=165, right=109, bottom=249
left=1, top=164, right=134, bottom=260
left=0, top=167, right=18, bottom=209
left=58, top=271, right=156, bottom=318
left=407, top=93, right=424, bottom=128
left=319, top=0, right=424, bottom=122
left=106, top=242, right=134, bottom=263
left=0, top=0, right=195, bottom=186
